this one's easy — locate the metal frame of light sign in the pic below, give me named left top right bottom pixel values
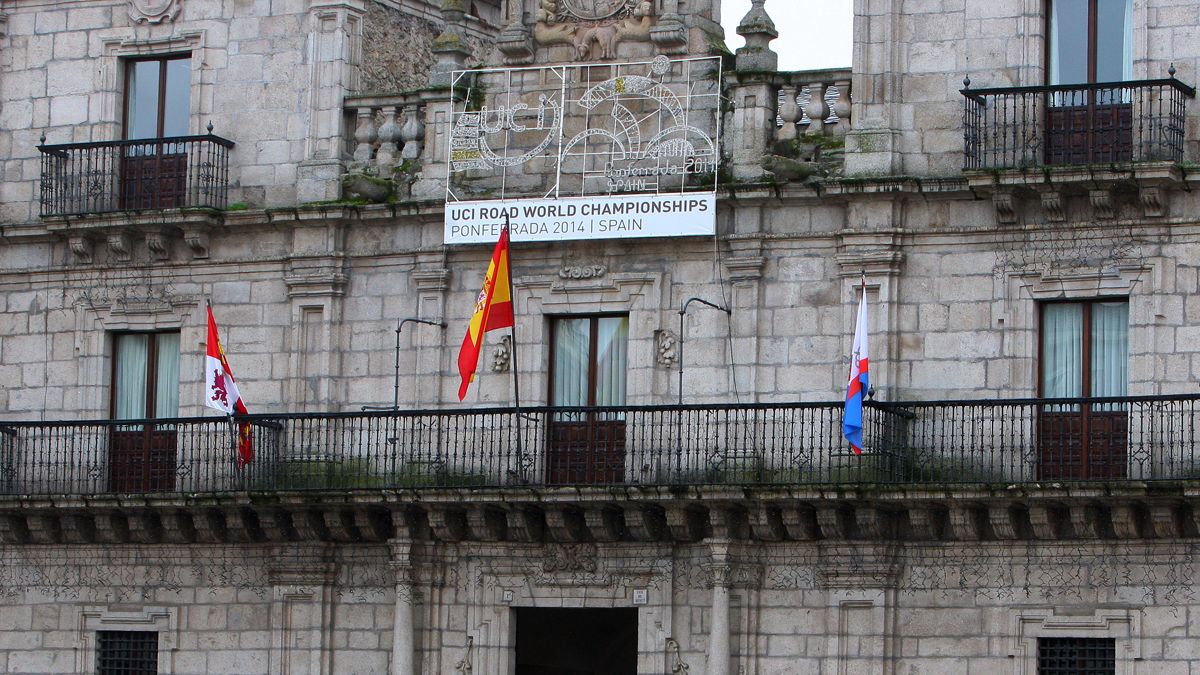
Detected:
left=445, top=55, right=721, bottom=245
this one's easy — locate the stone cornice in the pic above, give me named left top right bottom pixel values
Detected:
left=2, top=483, right=1198, bottom=547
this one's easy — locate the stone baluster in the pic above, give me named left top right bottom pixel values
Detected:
left=830, top=78, right=852, bottom=135
left=375, top=106, right=400, bottom=171
left=776, top=86, right=800, bottom=145
left=400, top=105, right=425, bottom=162
left=804, top=81, right=827, bottom=136
left=352, top=107, right=378, bottom=165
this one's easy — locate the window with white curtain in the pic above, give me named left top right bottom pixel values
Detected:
left=550, top=315, right=628, bottom=416
left=1048, top=0, right=1132, bottom=86
left=1040, top=300, right=1128, bottom=405
left=112, top=332, right=180, bottom=420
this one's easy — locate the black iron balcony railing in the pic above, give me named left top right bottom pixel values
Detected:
left=1, top=395, right=1197, bottom=497
left=37, top=132, right=234, bottom=217
left=961, top=77, right=1195, bottom=170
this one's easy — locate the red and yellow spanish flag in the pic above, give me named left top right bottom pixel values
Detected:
left=457, top=227, right=514, bottom=400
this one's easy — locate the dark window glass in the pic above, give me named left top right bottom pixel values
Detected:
left=124, top=55, right=191, bottom=139
left=1048, top=0, right=1131, bottom=85
left=1037, top=637, right=1115, bottom=674
left=96, top=631, right=158, bottom=675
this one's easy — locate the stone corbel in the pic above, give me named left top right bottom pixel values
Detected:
left=992, top=190, right=1018, bottom=225
left=722, top=256, right=765, bottom=282
left=68, top=234, right=96, bottom=264
left=648, top=13, right=687, bottom=54
left=1039, top=190, right=1065, bottom=222
left=107, top=231, right=133, bottom=263
left=183, top=226, right=210, bottom=259
left=496, top=18, right=536, bottom=65
left=1139, top=185, right=1167, bottom=218
left=145, top=230, right=172, bottom=261
left=1089, top=188, right=1114, bottom=220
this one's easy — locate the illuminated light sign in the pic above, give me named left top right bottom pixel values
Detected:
left=446, top=55, right=721, bottom=245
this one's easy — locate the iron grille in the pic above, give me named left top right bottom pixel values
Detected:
left=96, top=630, right=158, bottom=675
left=1037, top=637, right=1115, bottom=675
left=961, top=77, right=1195, bottom=169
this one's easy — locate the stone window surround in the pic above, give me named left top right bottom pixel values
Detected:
left=997, top=263, right=1152, bottom=395
left=1009, top=606, right=1141, bottom=675
left=95, top=30, right=214, bottom=141
left=75, top=605, right=178, bottom=674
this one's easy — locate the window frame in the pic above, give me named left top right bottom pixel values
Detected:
left=109, top=330, right=180, bottom=420
left=1044, top=0, right=1132, bottom=85
left=547, top=313, right=630, bottom=408
left=1036, top=298, right=1128, bottom=400
left=1037, top=636, right=1116, bottom=674
left=122, top=53, right=192, bottom=140
left=96, top=630, right=160, bottom=675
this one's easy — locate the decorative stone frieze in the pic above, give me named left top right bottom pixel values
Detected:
left=534, top=0, right=657, bottom=61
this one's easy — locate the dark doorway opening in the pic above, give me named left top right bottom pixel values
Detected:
left=515, top=607, right=637, bottom=675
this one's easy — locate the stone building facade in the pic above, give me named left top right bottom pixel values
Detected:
left=1, top=0, right=1199, bottom=673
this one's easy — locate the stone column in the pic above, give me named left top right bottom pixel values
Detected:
left=705, top=540, right=732, bottom=675
left=268, top=544, right=337, bottom=675
left=845, top=0, right=901, bottom=175
left=389, top=539, right=417, bottom=675
left=298, top=0, right=366, bottom=203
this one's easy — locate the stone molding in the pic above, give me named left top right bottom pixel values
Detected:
left=1010, top=607, right=1142, bottom=674
left=3, top=487, right=1196, bottom=547
left=76, top=605, right=178, bottom=674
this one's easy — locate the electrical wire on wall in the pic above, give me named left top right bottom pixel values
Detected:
left=710, top=219, right=742, bottom=405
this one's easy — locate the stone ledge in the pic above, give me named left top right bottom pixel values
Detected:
left=2, top=482, right=1198, bottom=546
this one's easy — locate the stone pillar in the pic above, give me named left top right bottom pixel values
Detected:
left=724, top=1, right=779, bottom=182
left=430, top=0, right=473, bottom=87
left=298, top=0, right=366, bottom=203
left=269, top=544, right=337, bottom=675
left=705, top=540, right=733, bottom=675
left=389, top=539, right=418, bottom=675
left=845, top=0, right=901, bottom=175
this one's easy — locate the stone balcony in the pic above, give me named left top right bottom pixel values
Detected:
left=1, top=394, right=1198, bottom=547
left=959, top=74, right=1197, bottom=223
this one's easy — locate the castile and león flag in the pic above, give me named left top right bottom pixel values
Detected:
left=205, top=304, right=253, bottom=466
left=843, top=275, right=870, bottom=455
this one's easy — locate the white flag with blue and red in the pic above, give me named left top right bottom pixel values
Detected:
left=843, top=275, right=869, bottom=454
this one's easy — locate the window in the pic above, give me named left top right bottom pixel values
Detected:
left=1038, top=301, right=1128, bottom=479
left=548, top=315, right=628, bottom=484
left=122, top=55, right=191, bottom=209
left=125, top=56, right=191, bottom=140
left=96, top=630, right=159, bottom=675
left=110, top=332, right=180, bottom=492
left=1037, top=637, right=1115, bottom=674
left=1045, top=0, right=1134, bottom=163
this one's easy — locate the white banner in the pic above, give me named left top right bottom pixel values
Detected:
left=444, top=193, right=716, bottom=245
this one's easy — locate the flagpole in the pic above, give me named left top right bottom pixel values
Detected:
left=208, top=298, right=247, bottom=484
left=503, top=214, right=526, bottom=477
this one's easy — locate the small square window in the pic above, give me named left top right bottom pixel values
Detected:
left=96, top=630, right=158, bottom=675
left=1037, top=637, right=1115, bottom=674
